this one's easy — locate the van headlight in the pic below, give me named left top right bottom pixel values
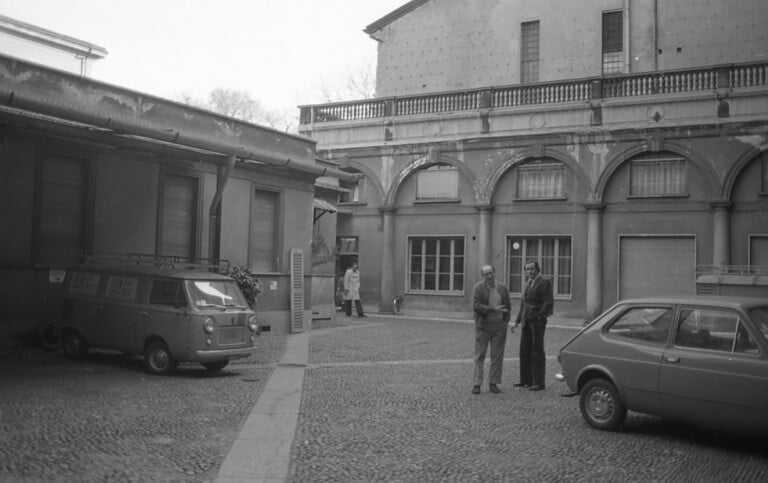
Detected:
left=204, top=317, right=215, bottom=334
left=248, top=315, right=259, bottom=332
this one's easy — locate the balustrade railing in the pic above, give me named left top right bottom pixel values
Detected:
left=299, top=61, right=768, bottom=125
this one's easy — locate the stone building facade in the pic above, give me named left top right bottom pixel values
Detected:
left=299, top=0, right=768, bottom=318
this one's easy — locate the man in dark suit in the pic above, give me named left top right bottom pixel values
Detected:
left=471, top=265, right=512, bottom=394
left=513, top=260, right=554, bottom=391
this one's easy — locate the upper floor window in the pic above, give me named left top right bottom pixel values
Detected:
left=507, top=236, right=572, bottom=297
left=408, top=236, right=464, bottom=293
left=517, top=161, right=565, bottom=200
left=602, top=10, right=624, bottom=75
left=629, top=157, right=687, bottom=197
left=521, top=21, right=540, bottom=84
left=416, top=164, right=458, bottom=201
left=761, top=152, right=768, bottom=194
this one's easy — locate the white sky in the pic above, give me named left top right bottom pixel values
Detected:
left=0, top=0, right=405, bottom=115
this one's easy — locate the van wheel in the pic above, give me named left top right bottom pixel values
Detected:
left=143, top=342, right=176, bottom=375
left=62, top=330, right=88, bottom=358
left=579, top=378, right=627, bottom=430
left=202, top=360, right=229, bottom=372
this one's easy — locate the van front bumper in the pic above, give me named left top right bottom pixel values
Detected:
left=195, top=347, right=256, bottom=362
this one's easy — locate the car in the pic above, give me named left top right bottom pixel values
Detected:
left=54, top=255, right=260, bottom=375
left=556, top=296, right=768, bottom=433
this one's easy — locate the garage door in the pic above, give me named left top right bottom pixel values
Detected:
left=750, top=236, right=768, bottom=267
left=619, top=236, right=695, bottom=299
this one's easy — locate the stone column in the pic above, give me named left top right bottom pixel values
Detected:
left=379, top=207, right=397, bottom=313
left=476, top=205, right=494, bottom=268
left=711, top=201, right=732, bottom=267
left=585, top=203, right=605, bottom=319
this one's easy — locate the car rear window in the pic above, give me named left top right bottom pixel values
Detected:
left=747, top=306, right=768, bottom=345
left=606, top=307, right=673, bottom=345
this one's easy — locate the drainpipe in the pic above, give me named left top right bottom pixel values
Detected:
left=208, top=154, right=236, bottom=263
left=624, top=0, right=631, bottom=73
left=653, top=0, right=659, bottom=71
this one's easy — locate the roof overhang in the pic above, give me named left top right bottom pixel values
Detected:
left=0, top=54, right=358, bottom=182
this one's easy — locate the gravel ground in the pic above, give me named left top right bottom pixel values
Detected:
left=0, top=332, right=287, bottom=483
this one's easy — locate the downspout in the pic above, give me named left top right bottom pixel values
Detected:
left=624, top=0, right=631, bottom=74
left=208, top=154, right=236, bottom=263
left=653, top=0, right=659, bottom=70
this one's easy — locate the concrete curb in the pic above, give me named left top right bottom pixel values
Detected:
left=215, top=331, right=309, bottom=483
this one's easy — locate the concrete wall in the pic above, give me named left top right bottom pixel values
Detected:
left=372, top=0, right=768, bottom=97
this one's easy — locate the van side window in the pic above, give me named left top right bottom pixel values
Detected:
left=69, top=272, right=100, bottom=296
left=149, top=280, right=187, bottom=307
left=105, top=276, right=139, bottom=301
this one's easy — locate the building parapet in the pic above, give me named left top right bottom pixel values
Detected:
left=299, top=61, right=768, bottom=126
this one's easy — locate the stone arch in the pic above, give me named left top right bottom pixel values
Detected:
left=383, top=151, right=477, bottom=208
left=593, top=141, right=721, bottom=203
left=722, top=142, right=767, bottom=200
left=339, top=159, right=386, bottom=206
left=483, top=147, right=590, bottom=205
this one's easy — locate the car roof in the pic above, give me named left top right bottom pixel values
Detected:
left=68, top=264, right=235, bottom=281
left=617, top=295, right=768, bottom=309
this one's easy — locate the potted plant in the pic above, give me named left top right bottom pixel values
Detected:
left=224, top=266, right=263, bottom=309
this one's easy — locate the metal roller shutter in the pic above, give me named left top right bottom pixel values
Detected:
left=619, top=236, right=695, bottom=299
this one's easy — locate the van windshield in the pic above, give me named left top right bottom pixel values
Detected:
left=186, top=280, right=248, bottom=309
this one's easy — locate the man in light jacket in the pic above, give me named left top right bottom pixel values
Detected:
left=343, top=261, right=366, bottom=317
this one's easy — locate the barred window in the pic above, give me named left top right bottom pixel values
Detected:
left=517, top=161, right=565, bottom=199
left=602, top=10, right=624, bottom=75
left=408, top=237, right=464, bottom=293
left=630, top=157, right=687, bottom=197
left=507, top=236, right=572, bottom=297
left=417, top=165, right=458, bottom=200
left=521, top=21, right=540, bottom=84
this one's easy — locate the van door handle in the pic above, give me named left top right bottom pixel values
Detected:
left=140, top=311, right=149, bottom=318
left=664, top=355, right=680, bottom=363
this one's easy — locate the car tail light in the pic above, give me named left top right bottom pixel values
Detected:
left=204, top=317, right=215, bottom=334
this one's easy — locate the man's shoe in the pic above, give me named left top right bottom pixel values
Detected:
left=489, top=384, right=500, bottom=394
left=471, top=385, right=481, bottom=395
left=359, top=314, right=367, bottom=317
left=528, top=385, right=545, bottom=391
left=512, top=382, right=530, bottom=388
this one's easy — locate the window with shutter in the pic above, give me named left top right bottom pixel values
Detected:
left=36, top=156, right=88, bottom=265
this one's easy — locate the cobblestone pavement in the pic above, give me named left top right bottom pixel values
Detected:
left=289, top=317, right=768, bottom=482
left=2, top=315, right=767, bottom=482
left=0, top=333, right=288, bottom=483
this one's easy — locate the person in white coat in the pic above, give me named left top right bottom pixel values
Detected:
left=343, top=261, right=366, bottom=317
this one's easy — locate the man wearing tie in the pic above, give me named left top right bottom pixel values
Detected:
left=513, top=260, right=554, bottom=391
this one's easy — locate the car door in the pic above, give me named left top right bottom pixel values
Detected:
left=98, top=274, right=142, bottom=351
left=659, top=305, right=768, bottom=429
left=600, top=305, right=674, bottom=413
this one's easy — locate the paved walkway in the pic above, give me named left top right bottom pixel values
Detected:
left=214, top=315, right=582, bottom=482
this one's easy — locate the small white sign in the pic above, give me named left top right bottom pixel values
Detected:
left=49, top=269, right=66, bottom=283
left=269, top=280, right=278, bottom=291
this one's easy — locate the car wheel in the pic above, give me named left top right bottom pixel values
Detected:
left=202, top=360, right=229, bottom=372
left=579, top=378, right=627, bottom=430
left=143, top=341, right=177, bottom=375
left=62, top=330, right=88, bottom=358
